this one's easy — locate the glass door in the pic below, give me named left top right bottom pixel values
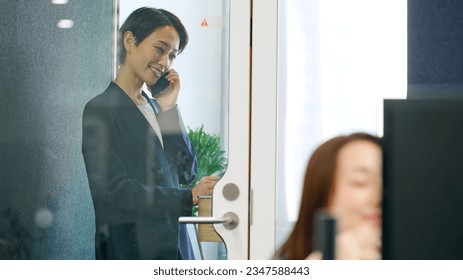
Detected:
left=118, top=0, right=251, bottom=260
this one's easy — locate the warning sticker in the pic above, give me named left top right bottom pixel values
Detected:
left=200, top=16, right=224, bottom=28
left=200, top=18, right=208, bottom=27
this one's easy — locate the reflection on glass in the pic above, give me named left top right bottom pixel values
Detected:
left=56, top=19, right=74, bottom=29
left=1, top=0, right=116, bottom=260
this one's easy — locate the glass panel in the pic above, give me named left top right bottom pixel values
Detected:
left=276, top=0, right=407, bottom=251
left=118, top=0, right=230, bottom=260
left=0, top=1, right=114, bottom=259
left=0, top=0, right=230, bottom=260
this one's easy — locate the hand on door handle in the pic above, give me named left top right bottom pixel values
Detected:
left=192, top=176, right=220, bottom=205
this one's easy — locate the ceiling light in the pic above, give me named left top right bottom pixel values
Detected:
left=51, top=0, right=69, bottom=4
left=57, top=19, right=74, bottom=29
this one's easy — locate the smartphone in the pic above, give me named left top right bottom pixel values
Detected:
left=150, top=71, right=170, bottom=97
left=313, top=209, right=336, bottom=260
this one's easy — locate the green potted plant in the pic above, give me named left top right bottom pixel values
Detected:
left=180, top=125, right=227, bottom=216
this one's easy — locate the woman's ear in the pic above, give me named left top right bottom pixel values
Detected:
left=123, top=31, right=135, bottom=54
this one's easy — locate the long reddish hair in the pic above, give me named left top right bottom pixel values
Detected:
left=276, top=133, right=381, bottom=259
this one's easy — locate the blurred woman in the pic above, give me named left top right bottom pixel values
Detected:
left=276, top=133, right=382, bottom=260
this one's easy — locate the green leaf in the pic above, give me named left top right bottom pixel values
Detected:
left=185, top=125, right=227, bottom=194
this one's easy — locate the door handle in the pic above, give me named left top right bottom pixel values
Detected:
left=179, top=212, right=239, bottom=230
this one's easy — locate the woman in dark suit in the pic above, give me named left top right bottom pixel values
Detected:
left=82, top=7, right=218, bottom=260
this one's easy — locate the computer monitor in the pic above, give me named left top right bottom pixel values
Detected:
left=383, top=99, right=463, bottom=259
left=408, top=83, right=463, bottom=100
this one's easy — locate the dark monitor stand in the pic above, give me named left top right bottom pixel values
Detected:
left=383, top=99, right=463, bottom=259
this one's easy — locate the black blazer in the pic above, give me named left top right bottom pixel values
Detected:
left=82, top=82, right=197, bottom=259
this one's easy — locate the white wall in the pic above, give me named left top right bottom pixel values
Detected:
left=276, top=0, right=407, bottom=248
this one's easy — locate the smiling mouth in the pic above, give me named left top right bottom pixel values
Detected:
left=149, top=66, right=163, bottom=77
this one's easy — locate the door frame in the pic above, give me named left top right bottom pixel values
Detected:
left=199, top=0, right=279, bottom=260
left=249, top=0, right=279, bottom=260
left=211, top=0, right=251, bottom=260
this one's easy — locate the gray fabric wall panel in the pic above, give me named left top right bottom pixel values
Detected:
left=408, top=0, right=463, bottom=98
left=0, top=0, right=114, bottom=259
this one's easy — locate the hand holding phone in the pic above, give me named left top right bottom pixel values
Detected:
left=153, top=69, right=180, bottom=112
left=150, top=71, right=170, bottom=97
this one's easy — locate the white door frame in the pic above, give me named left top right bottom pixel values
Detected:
left=212, top=0, right=279, bottom=260
left=212, top=0, right=251, bottom=260
left=249, top=0, right=279, bottom=260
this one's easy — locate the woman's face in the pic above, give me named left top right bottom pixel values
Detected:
left=330, top=140, right=382, bottom=232
left=126, top=25, right=180, bottom=86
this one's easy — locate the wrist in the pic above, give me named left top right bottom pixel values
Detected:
left=192, top=188, right=199, bottom=205
left=157, top=102, right=177, bottom=113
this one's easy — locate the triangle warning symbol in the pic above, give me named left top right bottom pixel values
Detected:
left=200, top=18, right=208, bottom=27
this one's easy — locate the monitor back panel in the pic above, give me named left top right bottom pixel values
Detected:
left=383, top=99, right=463, bottom=259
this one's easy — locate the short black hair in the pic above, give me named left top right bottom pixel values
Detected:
left=117, top=7, right=189, bottom=65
